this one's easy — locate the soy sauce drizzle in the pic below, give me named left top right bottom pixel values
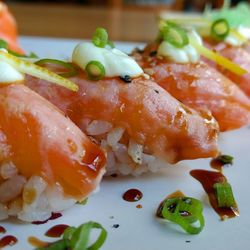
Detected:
left=45, top=224, right=69, bottom=238
left=123, top=189, right=143, bottom=202
left=210, top=155, right=233, bottom=171
left=28, top=236, right=49, bottom=248
left=190, top=169, right=239, bottom=219
left=0, top=235, right=18, bottom=248
left=32, top=212, right=62, bottom=225
left=0, top=226, right=6, bottom=234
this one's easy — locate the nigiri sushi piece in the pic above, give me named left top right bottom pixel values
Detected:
left=0, top=84, right=106, bottom=222
left=132, top=21, right=250, bottom=132
left=0, top=2, right=24, bottom=54
left=24, top=35, right=219, bottom=176
left=204, top=40, right=250, bottom=98
left=158, top=3, right=250, bottom=98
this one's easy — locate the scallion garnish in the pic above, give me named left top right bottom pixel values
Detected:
left=0, top=50, right=78, bottom=91
left=92, top=27, right=114, bottom=49
left=216, top=154, right=234, bottom=165
left=85, top=60, right=105, bottom=81
left=0, top=39, right=8, bottom=49
left=35, top=59, right=79, bottom=78
left=211, top=18, right=230, bottom=41
left=36, top=221, right=107, bottom=250
left=214, top=182, right=236, bottom=208
left=158, top=197, right=205, bottom=234
left=161, top=21, right=189, bottom=48
left=0, top=39, right=38, bottom=58
left=77, top=198, right=88, bottom=205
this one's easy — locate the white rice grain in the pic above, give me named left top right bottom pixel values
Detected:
left=86, top=120, right=112, bottom=135
left=128, top=139, right=143, bottom=164
left=107, top=127, right=124, bottom=150
left=0, top=161, right=18, bottom=179
left=0, top=175, right=26, bottom=203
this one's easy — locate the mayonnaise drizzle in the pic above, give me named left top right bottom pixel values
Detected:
left=157, top=30, right=202, bottom=64
left=0, top=50, right=24, bottom=83
left=72, top=42, right=143, bottom=78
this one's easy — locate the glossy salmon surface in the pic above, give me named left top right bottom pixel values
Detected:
left=0, top=2, right=24, bottom=53
left=134, top=44, right=250, bottom=131
left=0, top=84, right=106, bottom=199
left=25, top=66, right=219, bottom=164
left=204, top=40, right=250, bottom=98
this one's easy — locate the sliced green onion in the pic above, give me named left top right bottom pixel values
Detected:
left=216, top=154, right=234, bottom=165
left=107, top=40, right=115, bottom=49
left=69, top=222, right=107, bottom=250
left=0, top=39, right=8, bottom=49
left=159, top=197, right=205, bottom=234
left=211, top=18, right=230, bottom=41
left=92, top=27, right=109, bottom=48
left=0, top=38, right=38, bottom=58
left=85, top=60, right=105, bottom=81
left=78, top=198, right=88, bottom=205
left=214, top=182, right=236, bottom=208
left=162, top=21, right=189, bottom=48
left=35, top=59, right=79, bottom=78
left=9, top=50, right=38, bottom=58
left=190, top=39, right=247, bottom=76
left=0, top=50, right=78, bottom=91
left=37, top=221, right=107, bottom=250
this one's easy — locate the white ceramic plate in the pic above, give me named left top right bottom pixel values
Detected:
left=1, top=36, right=250, bottom=250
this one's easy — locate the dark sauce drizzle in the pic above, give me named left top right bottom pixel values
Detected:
left=0, top=235, right=18, bottom=248
left=190, top=169, right=239, bottom=219
left=0, top=226, right=6, bottom=234
left=210, top=155, right=233, bottom=171
left=123, top=189, right=143, bottom=202
left=32, top=212, right=62, bottom=225
left=45, top=224, right=69, bottom=238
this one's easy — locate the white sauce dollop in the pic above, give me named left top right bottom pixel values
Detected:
left=157, top=30, right=202, bottom=64
left=225, top=26, right=250, bottom=46
left=72, top=42, right=143, bottom=78
left=0, top=50, right=24, bottom=83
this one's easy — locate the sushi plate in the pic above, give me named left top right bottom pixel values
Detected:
left=2, top=36, right=250, bottom=250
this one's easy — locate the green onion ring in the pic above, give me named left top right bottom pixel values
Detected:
left=211, top=18, right=230, bottom=41
left=67, top=221, right=107, bottom=250
left=92, top=27, right=109, bottom=48
left=160, top=197, right=205, bottom=234
left=85, top=60, right=105, bottom=81
left=35, top=58, right=79, bottom=78
left=0, top=39, right=8, bottom=50
left=0, top=39, right=37, bottom=58
left=162, top=21, right=189, bottom=48
left=214, top=182, right=236, bottom=207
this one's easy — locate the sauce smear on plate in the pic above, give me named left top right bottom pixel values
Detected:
left=45, top=224, right=69, bottom=238
left=190, top=169, right=239, bottom=219
left=123, top=189, right=143, bottom=202
left=0, top=226, right=6, bottom=234
left=0, top=235, right=17, bottom=248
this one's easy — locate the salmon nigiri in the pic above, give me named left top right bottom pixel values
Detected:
left=24, top=33, right=219, bottom=176
left=134, top=42, right=250, bottom=132
left=0, top=2, right=24, bottom=54
left=204, top=40, right=250, bottom=98
left=132, top=20, right=250, bottom=132
left=0, top=84, right=106, bottom=222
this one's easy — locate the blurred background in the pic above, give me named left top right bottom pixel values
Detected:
left=4, top=0, right=250, bottom=41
